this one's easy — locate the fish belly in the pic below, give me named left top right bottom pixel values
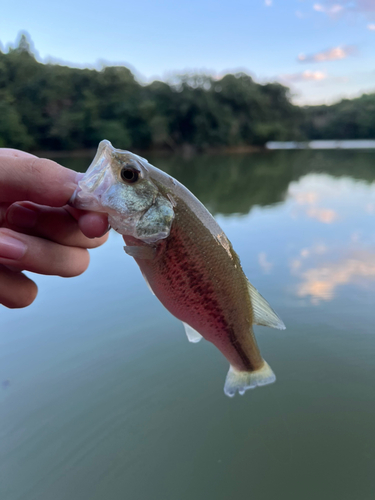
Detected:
left=125, top=219, right=264, bottom=373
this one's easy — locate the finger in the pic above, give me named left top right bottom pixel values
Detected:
left=0, top=149, right=79, bottom=206
left=0, top=228, right=90, bottom=277
left=6, top=202, right=109, bottom=249
left=66, top=207, right=110, bottom=239
left=0, top=202, right=10, bottom=226
left=0, top=265, right=38, bottom=308
left=0, top=149, right=37, bottom=159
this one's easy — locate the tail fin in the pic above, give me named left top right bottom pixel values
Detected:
left=224, top=361, right=276, bottom=397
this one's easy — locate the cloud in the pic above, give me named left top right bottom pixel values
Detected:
left=368, top=23, right=375, bottom=30
left=294, top=191, right=319, bottom=205
left=298, top=45, right=357, bottom=63
left=306, top=207, right=338, bottom=224
left=281, top=70, right=327, bottom=82
left=264, top=0, right=273, bottom=6
left=313, top=3, right=325, bottom=11
left=303, top=245, right=328, bottom=257
left=290, top=245, right=328, bottom=273
left=290, top=244, right=326, bottom=288
left=290, top=242, right=375, bottom=304
left=287, top=177, right=339, bottom=223
left=296, top=252, right=375, bottom=303
left=258, top=252, right=273, bottom=274
left=313, top=1, right=375, bottom=16
left=313, top=3, right=343, bottom=14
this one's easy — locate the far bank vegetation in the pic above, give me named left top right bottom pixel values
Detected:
left=1, top=34, right=374, bottom=152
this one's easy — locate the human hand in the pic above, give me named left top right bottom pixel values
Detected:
left=0, top=149, right=109, bottom=308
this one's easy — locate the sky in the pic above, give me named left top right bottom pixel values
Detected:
left=1, top=0, right=375, bottom=105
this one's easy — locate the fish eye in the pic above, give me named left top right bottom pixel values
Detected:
left=120, top=167, right=139, bottom=184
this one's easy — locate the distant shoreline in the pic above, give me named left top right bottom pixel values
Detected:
left=267, top=140, right=375, bottom=150
left=33, top=140, right=375, bottom=159
left=32, top=144, right=265, bottom=159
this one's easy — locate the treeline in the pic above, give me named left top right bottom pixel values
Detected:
left=302, top=94, right=375, bottom=140
left=0, top=35, right=374, bottom=152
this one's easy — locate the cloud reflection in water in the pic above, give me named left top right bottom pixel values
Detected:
left=295, top=251, right=375, bottom=303
left=287, top=172, right=375, bottom=304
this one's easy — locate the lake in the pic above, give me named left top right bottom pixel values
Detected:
left=1, top=149, right=375, bottom=500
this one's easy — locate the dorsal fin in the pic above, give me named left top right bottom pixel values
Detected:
left=247, top=280, right=286, bottom=330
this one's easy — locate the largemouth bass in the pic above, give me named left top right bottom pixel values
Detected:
left=71, top=140, right=285, bottom=397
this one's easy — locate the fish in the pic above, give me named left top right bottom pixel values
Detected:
left=70, top=140, right=285, bottom=397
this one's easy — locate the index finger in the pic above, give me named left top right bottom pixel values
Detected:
left=0, top=149, right=79, bottom=207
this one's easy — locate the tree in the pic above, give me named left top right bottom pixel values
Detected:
left=0, top=32, right=373, bottom=152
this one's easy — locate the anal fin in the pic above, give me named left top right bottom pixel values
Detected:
left=247, top=280, right=286, bottom=330
left=183, top=322, right=203, bottom=343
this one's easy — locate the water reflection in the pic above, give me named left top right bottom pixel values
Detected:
left=258, top=252, right=273, bottom=274
left=60, top=149, right=375, bottom=305
left=61, top=149, right=375, bottom=216
left=166, top=151, right=375, bottom=304
left=3, top=149, right=372, bottom=500
left=283, top=166, right=375, bottom=303
left=296, top=251, right=375, bottom=304
left=156, top=150, right=375, bottom=215
left=306, top=208, right=338, bottom=224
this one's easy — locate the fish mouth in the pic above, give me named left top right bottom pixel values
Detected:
left=69, top=181, right=112, bottom=213
left=69, top=140, right=175, bottom=242
left=69, top=140, right=116, bottom=213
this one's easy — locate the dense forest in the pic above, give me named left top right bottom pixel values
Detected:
left=0, top=34, right=374, bottom=152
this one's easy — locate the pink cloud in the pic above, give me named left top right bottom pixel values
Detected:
left=280, top=70, right=327, bottom=82
left=298, top=45, right=357, bottom=63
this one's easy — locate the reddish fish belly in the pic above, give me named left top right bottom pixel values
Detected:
left=124, top=216, right=264, bottom=373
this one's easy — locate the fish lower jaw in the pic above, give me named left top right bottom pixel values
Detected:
left=69, top=188, right=108, bottom=213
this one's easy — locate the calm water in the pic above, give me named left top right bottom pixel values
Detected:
left=1, top=150, right=375, bottom=500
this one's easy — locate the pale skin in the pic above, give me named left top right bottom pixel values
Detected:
left=0, top=149, right=109, bottom=308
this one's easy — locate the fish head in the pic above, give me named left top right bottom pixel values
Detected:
left=70, top=140, right=175, bottom=242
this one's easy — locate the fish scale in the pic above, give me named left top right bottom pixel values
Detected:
left=127, top=201, right=264, bottom=373
left=71, top=140, right=285, bottom=397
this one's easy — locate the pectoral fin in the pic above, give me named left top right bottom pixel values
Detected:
left=247, top=280, right=286, bottom=330
left=183, top=322, right=203, bottom=343
left=123, top=245, right=156, bottom=260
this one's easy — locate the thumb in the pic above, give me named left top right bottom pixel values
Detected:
left=0, top=149, right=79, bottom=207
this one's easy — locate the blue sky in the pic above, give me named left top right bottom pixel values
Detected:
left=2, top=0, right=375, bottom=104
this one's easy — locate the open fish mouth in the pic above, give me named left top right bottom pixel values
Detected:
left=69, top=141, right=117, bottom=213
left=69, top=140, right=175, bottom=242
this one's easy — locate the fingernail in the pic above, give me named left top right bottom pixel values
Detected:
left=0, top=234, right=27, bottom=260
left=7, top=204, right=38, bottom=229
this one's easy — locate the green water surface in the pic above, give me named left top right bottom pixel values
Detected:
left=1, top=150, right=375, bottom=500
